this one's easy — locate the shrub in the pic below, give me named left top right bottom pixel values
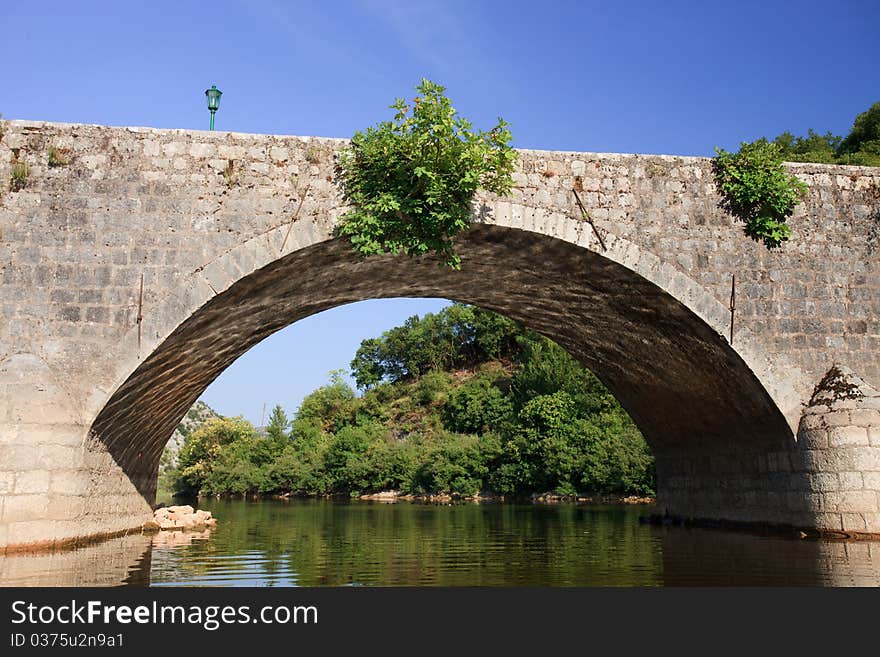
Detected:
left=411, top=432, right=499, bottom=495
left=712, top=139, right=807, bottom=248
left=416, top=370, right=451, bottom=405
left=9, top=156, right=28, bottom=191
left=335, top=79, right=516, bottom=269
left=443, top=376, right=513, bottom=434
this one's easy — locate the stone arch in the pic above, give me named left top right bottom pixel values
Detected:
left=87, top=206, right=796, bottom=503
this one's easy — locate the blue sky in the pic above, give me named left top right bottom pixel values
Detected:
left=2, top=1, right=878, bottom=423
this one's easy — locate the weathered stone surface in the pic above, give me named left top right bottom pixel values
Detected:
left=0, top=121, right=878, bottom=547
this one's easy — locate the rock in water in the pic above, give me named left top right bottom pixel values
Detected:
left=149, top=505, right=217, bottom=531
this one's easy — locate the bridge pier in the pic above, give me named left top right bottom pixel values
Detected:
left=656, top=367, right=880, bottom=534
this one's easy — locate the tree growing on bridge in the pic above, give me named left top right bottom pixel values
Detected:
left=335, top=79, right=517, bottom=269
left=712, top=139, right=807, bottom=249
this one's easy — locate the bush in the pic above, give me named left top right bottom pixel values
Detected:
left=712, top=139, right=807, bottom=248
left=416, top=370, right=451, bottom=405
left=578, top=417, right=655, bottom=495
left=412, top=432, right=500, bottom=495
left=172, top=416, right=259, bottom=495
left=335, top=79, right=516, bottom=269
left=350, top=303, right=521, bottom=388
left=443, top=376, right=513, bottom=434
left=295, top=370, right=358, bottom=432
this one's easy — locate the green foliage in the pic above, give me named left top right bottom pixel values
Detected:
left=295, top=370, right=358, bottom=432
left=173, top=416, right=264, bottom=495
left=335, top=78, right=516, bottom=269
left=770, top=101, right=880, bottom=167
left=510, top=335, right=618, bottom=417
left=443, top=375, right=513, bottom=434
left=9, top=155, right=28, bottom=192
left=47, top=145, right=70, bottom=167
left=578, top=422, right=656, bottom=495
left=166, top=305, right=655, bottom=500
left=837, top=101, right=880, bottom=165
left=415, top=370, right=451, bottom=405
left=350, top=303, right=520, bottom=388
left=264, top=404, right=291, bottom=449
left=773, top=130, right=840, bottom=164
left=412, top=432, right=500, bottom=496
left=712, top=139, right=807, bottom=248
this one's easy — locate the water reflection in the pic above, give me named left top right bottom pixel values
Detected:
left=1, top=500, right=879, bottom=587
left=0, top=533, right=153, bottom=587
left=659, top=527, right=880, bottom=586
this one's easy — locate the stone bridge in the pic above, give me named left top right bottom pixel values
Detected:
left=1, top=120, right=878, bottom=550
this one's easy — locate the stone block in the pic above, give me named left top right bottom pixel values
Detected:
left=849, top=409, right=880, bottom=427
left=37, top=445, right=85, bottom=470
left=848, top=447, right=880, bottom=471
left=823, top=490, right=878, bottom=513
left=839, top=472, right=864, bottom=490
left=0, top=445, right=41, bottom=470
left=2, top=494, right=50, bottom=523
left=46, top=496, right=86, bottom=520
left=864, top=513, right=880, bottom=533
left=797, top=428, right=828, bottom=449
left=809, top=473, right=839, bottom=492
left=813, top=512, right=844, bottom=531
left=13, top=470, right=50, bottom=494
left=863, top=472, right=880, bottom=490
left=829, top=426, right=869, bottom=447
left=7, top=520, right=59, bottom=546
left=50, top=470, right=92, bottom=495
left=824, top=411, right=852, bottom=427
left=841, top=513, right=868, bottom=531
left=799, top=414, right=826, bottom=431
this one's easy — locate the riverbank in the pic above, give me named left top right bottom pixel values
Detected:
left=357, top=490, right=655, bottom=504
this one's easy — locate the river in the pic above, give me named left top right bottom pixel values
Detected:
left=2, top=499, right=880, bottom=586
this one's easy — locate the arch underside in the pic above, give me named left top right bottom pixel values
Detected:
left=90, top=225, right=792, bottom=499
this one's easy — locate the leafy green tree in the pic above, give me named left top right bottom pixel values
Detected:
left=444, top=375, right=513, bottom=434
left=205, top=432, right=275, bottom=495
left=269, top=422, right=332, bottom=495
left=579, top=423, right=656, bottom=495
left=768, top=102, right=879, bottom=167
left=415, top=370, right=451, bottom=405
left=773, top=129, right=840, bottom=164
left=412, top=432, right=500, bottom=495
left=837, top=101, right=880, bottom=164
left=510, top=334, right=618, bottom=416
left=336, top=78, right=517, bottom=269
left=296, top=370, right=358, bottom=432
left=350, top=303, right=521, bottom=388
left=265, top=404, right=291, bottom=448
left=712, top=139, right=808, bottom=248
left=324, top=423, right=385, bottom=492
left=173, top=417, right=259, bottom=494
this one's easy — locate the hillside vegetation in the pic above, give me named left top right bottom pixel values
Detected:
left=773, top=101, right=880, bottom=167
left=163, top=304, right=655, bottom=500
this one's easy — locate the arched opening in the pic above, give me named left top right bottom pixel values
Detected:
left=89, top=225, right=792, bottom=505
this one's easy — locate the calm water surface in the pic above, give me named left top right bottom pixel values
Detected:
left=2, top=499, right=880, bottom=586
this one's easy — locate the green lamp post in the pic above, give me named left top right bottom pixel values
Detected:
left=205, top=85, right=222, bottom=130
